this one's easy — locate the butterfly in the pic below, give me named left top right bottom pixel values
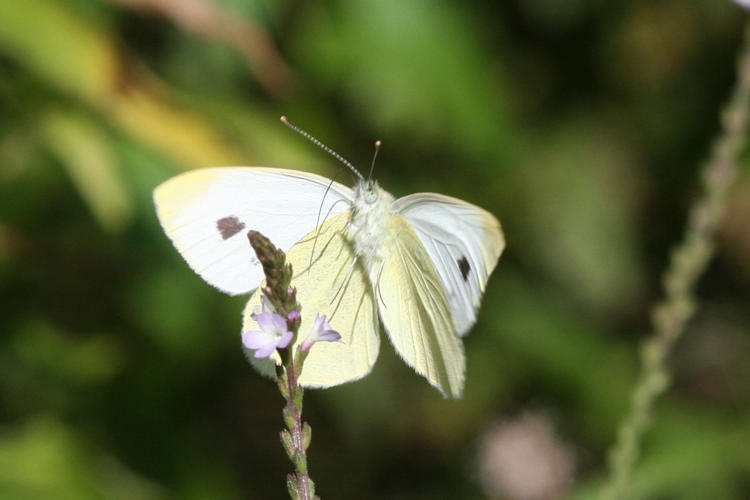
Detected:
left=153, top=120, right=504, bottom=398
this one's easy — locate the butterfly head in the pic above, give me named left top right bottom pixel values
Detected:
left=360, top=179, right=380, bottom=205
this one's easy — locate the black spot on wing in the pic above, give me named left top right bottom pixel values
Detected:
left=217, top=216, right=245, bottom=240
left=458, top=256, right=471, bottom=281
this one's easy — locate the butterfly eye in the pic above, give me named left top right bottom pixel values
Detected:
left=364, top=188, right=378, bottom=204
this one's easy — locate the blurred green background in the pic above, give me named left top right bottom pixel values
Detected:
left=1, top=0, right=750, bottom=498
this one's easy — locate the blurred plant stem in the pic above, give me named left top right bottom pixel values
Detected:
left=247, top=231, right=318, bottom=500
left=107, top=0, right=293, bottom=95
left=602, top=21, right=750, bottom=500
left=0, top=0, right=285, bottom=170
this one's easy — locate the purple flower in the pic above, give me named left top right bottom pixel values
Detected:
left=734, top=0, right=750, bottom=8
left=243, top=312, right=294, bottom=358
left=300, top=314, right=342, bottom=352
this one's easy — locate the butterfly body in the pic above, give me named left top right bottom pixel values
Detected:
left=349, top=180, right=394, bottom=274
left=154, top=166, right=504, bottom=397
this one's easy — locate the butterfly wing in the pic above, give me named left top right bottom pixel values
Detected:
left=243, top=213, right=380, bottom=388
left=376, top=215, right=465, bottom=398
left=393, top=193, right=504, bottom=336
left=154, top=167, right=354, bottom=295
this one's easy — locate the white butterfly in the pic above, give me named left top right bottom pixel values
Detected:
left=153, top=125, right=504, bottom=398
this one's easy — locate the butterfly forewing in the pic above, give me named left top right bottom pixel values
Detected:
left=393, top=193, right=505, bottom=336
left=154, top=167, right=354, bottom=295
left=243, top=213, right=381, bottom=388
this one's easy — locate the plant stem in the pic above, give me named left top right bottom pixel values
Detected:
left=281, top=352, right=316, bottom=500
left=602, top=21, right=750, bottom=500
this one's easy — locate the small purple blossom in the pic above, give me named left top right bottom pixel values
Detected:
left=300, top=314, right=342, bottom=352
left=243, top=312, right=293, bottom=358
left=734, top=0, right=750, bottom=9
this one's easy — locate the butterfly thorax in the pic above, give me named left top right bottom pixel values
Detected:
left=349, top=180, right=395, bottom=271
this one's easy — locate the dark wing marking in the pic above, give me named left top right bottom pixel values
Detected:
left=216, top=216, right=246, bottom=240
left=457, top=256, right=471, bottom=281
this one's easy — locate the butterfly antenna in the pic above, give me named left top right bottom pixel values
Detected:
left=367, top=140, right=381, bottom=182
left=280, top=116, right=364, bottom=182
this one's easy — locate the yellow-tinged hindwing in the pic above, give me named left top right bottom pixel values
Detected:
left=243, top=213, right=380, bottom=388
left=377, top=215, right=465, bottom=398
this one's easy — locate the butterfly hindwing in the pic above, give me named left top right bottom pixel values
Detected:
left=154, top=167, right=354, bottom=295
left=243, top=213, right=381, bottom=388
left=393, top=193, right=505, bottom=336
left=376, top=214, right=465, bottom=398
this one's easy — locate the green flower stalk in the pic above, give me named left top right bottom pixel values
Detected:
left=602, top=20, right=750, bottom=500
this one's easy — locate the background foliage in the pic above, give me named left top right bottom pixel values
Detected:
left=1, top=1, right=749, bottom=498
